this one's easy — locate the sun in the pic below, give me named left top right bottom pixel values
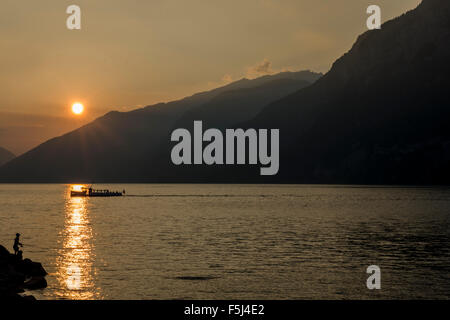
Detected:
left=72, top=103, right=84, bottom=115
left=72, top=185, right=84, bottom=192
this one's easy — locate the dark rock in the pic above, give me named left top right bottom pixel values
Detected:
left=23, top=276, right=47, bottom=290
left=16, top=259, right=47, bottom=277
left=1, top=291, right=36, bottom=301
left=6, top=265, right=26, bottom=283
left=21, top=294, right=37, bottom=301
left=0, top=243, right=47, bottom=300
left=0, top=245, right=10, bottom=258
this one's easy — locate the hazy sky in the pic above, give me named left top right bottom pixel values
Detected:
left=0, top=0, right=421, bottom=154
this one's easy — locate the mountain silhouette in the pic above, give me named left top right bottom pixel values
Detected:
left=137, top=0, right=450, bottom=184
left=1, top=0, right=448, bottom=184
left=175, top=72, right=321, bottom=130
left=150, top=0, right=450, bottom=184
left=0, top=71, right=320, bottom=182
left=235, top=0, right=450, bottom=184
left=0, top=147, right=15, bottom=167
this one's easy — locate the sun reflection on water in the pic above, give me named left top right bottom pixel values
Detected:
left=55, top=185, right=100, bottom=299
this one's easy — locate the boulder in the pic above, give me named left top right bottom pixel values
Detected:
left=21, top=294, right=37, bottom=301
left=0, top=245, right=10, bottom=259
left=15, top=259, right=47, bottom=277
left=0, top=291, right=36, bottom=301
left=23, top=276, right=47, bottom=290
left=0, top=243, right=47, bottom=300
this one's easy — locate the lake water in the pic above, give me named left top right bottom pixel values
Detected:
left=0, top=184, right=449, bottom=299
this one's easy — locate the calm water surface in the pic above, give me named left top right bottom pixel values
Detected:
left=0, top=184, right=449, bottom=299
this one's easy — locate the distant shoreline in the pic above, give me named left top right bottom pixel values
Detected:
left=0, top=182, right=449, bottom=188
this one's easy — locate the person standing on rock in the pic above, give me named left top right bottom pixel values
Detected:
left=13, top=233, right=23, bottom=255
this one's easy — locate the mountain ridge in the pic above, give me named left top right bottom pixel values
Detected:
left=235, top=0, right=450, bottom=184
left=1, top=0, right=448, bottom=184
left=0, top=147, right=15, bottom=167
left=0, top=70, right=321, bottom=182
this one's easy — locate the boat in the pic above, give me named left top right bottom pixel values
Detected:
left=70, top=185, right=124, bottom=197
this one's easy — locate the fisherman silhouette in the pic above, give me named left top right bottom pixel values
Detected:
left=13, top=233, right=23, bottom=255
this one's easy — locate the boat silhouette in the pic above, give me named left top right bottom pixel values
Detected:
left=70, top=185, right=124, bottom=197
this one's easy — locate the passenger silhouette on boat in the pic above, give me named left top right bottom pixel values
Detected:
left=13, top=233, right=23, bottom=255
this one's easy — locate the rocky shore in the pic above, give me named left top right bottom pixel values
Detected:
left=0, top=245, right=47, bottom=300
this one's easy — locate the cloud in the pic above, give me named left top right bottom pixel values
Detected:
left=246, top=58, right=275, bottom=79
left=214, top=59, right=294, bottom=87
left=221, top=74, right=233, bottom=84
left=208, top=58, right=297, bottom=91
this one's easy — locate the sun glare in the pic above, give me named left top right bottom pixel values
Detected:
left=72, top=103, right=84, bottom=115
left=72, top=185, right=84, bottom=192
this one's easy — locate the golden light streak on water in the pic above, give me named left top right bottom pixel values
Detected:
left=55, top=185, right=99, bottom=299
